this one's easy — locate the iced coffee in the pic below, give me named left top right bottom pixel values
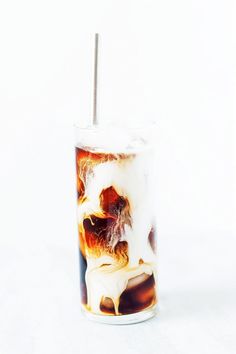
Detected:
left=75, top=133, right=157, bottom=322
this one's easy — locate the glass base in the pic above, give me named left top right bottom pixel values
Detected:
left=81, top=305, right=157, bottom=325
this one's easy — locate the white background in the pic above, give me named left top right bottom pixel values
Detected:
left=0, top=0, right=235, bottom=353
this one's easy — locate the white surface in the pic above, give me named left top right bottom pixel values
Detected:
left=0, top=0, right=235, bottom=353
left=0, top=234, right=235, bottom=354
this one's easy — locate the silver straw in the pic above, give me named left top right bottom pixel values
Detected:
left=93, top=33, right=99, bottom=125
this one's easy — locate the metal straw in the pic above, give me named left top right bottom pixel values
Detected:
left=93, top=33, right=99, bottom=125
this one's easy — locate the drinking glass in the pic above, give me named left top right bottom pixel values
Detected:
left=75, top=123, right=158, bottom=324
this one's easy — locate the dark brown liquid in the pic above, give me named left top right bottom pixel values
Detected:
left=78, top=250, right=87, bottom=304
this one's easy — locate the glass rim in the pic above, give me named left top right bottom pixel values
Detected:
left=73, top=120, right=157, bottom=132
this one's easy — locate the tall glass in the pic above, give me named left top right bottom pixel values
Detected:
left=75, top=123, right=158, bottom=324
